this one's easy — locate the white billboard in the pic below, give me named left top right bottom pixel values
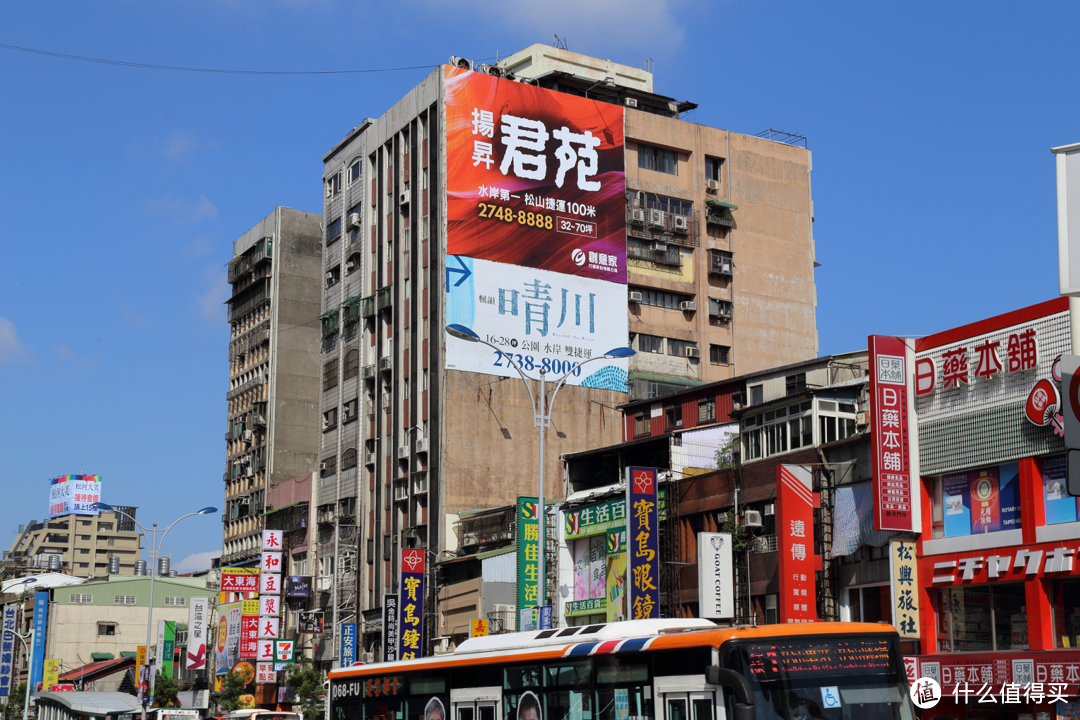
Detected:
left=1054, top=142, right=1080, bottom=297
left=445, top=256, right=629, bottom=390
left=48, top=475, right=103, bottom=518
left=697, top=532, right=734, bottom=619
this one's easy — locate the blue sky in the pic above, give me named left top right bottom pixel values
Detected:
left=1, top=2, right=1077, bottom=571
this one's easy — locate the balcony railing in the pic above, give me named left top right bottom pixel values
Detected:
left=750, top=534, right=778, bottom=554
left=627, top=244, right=682, bottom=266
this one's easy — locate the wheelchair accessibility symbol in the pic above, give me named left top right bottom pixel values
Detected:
left=820, top=686, right=841, bottom=709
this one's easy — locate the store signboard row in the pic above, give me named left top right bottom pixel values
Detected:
left=915, top=652, right=1080, bottom=696
left=928, top=540, right=1080, bottom=585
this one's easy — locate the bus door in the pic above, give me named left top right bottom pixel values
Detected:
left=450, top=688, right=500, bottom=720
left=655, top=678, right=718, bottom=720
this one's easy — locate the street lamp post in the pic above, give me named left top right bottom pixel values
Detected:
left=92, top=503, right=216, bottom=720
left=4, top=577, right=39, bottom=720
left=445, top=324, right=634, bottom=619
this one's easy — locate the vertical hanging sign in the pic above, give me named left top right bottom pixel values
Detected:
left=777, top=464, right=820, bottom=623
left=398, top=549, right=425, bottom=660
left=869, top=335, right=917, bottom=532
left=258, top=529, right=283, bottom=681
left=0, top=604, right=16, bottom=697
left=339, top=623, right=357, bottom=667
left=185, top=597, right=209, bottom=670
left=697, top=533, right=734, bottom=619
left=516, top=497, right=540, bottom=629
left=161, top=621, right=176, bottom=678
left=889, top=538, right=920, bottom=638
left=382, top=595, right=398, bottom=663
left=30, top=591, right=48, bottom=693
left=626, top=467, right=660, bottom=619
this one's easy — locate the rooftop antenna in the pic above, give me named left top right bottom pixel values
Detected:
left=553, top=34, right=568, bottom=50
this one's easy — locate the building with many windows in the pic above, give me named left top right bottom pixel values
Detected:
left=221, top=208, right=323, bottom=565
left=3, top=508, right=141, bottom=579
left=315, top=44, right=820, bottom=659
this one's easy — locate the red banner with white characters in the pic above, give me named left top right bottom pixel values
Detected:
left=238, top=615, right=259, bottom=659
left=915, top=652, right=1080, bottom=697
left=444, top=66, right=626, bottom=283
left=776, top=464, right=820, bottom=624
left=869, top=335, right=915, bottom=532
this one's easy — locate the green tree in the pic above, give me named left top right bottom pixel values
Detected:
left=287, top=658, right=326, bottom=720
left=715, top=434, right=740, bottom=471
left=213, top=670, right=251, bottom=713
left=153, top=671, right=183, bottom=708
left=3, top=682, right=26, bottom=720
left=720, top=511, right=751, bottom=554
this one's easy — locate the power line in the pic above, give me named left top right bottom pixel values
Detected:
left=0, top=43, right=448, bottom=76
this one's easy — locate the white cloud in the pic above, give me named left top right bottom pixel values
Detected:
left=51, top=344, right=98, bottom=367
left=436, top=0, right=686, bottom=57
left=162, top=130, right=203, bottom=162
left=142, top=194, right=219, bottom=225
left=175, top=550, right=222, bottom=574
left=197, top=268, right=231, bottom=323
left=0, top=318, right=32, bottom=366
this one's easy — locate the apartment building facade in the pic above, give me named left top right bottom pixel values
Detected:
left=317, top=45, right=819, bottom=658
left=3, top=508, right=141, bottom=579
left=221, top=207, right=323, bottom=565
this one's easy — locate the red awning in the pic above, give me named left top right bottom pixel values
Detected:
left=58, top=656, right=135, bottom=683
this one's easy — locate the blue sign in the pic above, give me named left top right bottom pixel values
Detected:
left=539, top=605, right=553, bottom=630
left=339, top=623, right=356, bottom=667
left=0, top=604, right=16, bottom=696
left=30, top=592, right=48, bottom=692
left=626, top=467, right=660, bottom=620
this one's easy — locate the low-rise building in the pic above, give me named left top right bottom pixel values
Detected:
left=3, top=508, right=141, bottom=579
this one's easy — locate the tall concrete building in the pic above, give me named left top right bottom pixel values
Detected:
left=2, top=508, right=141, bottom=578
left=221, top=208, right=324, bottom=565
left=317, top=45, right=818, bottom=657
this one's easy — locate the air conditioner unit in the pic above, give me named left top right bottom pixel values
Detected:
left=476, top=64, right=502, bottom=78
left=705, top=179, right=721, bottom=192
left=399, top=192, right=410, bottom=206
left=416, top=439, right=429, bottom=454
left=624, top=98, right=638, bottom=108
left=763, top=503, right=776, bottom=516
left=432, top=637, right=452, bottom=654
left=732, top=401, right=743, bottom=411
left=398, top=446, right=410, bottom=459
left=365, top=452, right=376, bottom=466
left=684, top=346, right=700, bottom=358
left=632, top=191, right=644, bottom=208
left=245, top=467, right=254, bottom=477
left=242, top=430, right=253, bottom=442
left=628, top=291, right=643, bottom=303
left=449, top=56, right=473, bottom=71
left=720, top=262, right=732, bottom=274
left=648, top=209, right=665, bottom=228
left=630, top=208, right=646, bottom=225
left=361, top=364, right=375, bottom=380
left=672, top=216, right=689, bottom=233
left=680, top=301, right=697, bottom=312
left=254, top=415, right=267, bottom=426
left=379, top=356, right=393, bottom=371
left=316, top=576, right=332, bottom=592
left=320, top=462, right=327, bottom=471
left=651, top=241, right=668, bottom=252
left=348, top=213, right=362, bottom=228
left=346, top=258, right=356, bottom=271
left=744, top=510, right=763, bottom=528
left=856, top=411, right=870, bottom=426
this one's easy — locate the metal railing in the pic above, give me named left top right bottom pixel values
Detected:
left=627, top=244, right=682, bottom=266
left=750, top=534, right=778, bottom=554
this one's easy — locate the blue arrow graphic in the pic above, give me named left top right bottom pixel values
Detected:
left=446, top=255, right=472, bottom=288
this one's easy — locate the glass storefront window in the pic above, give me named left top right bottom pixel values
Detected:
left=1051, top=577, right=1080, bottom=649
left=935, top=584, right=1027, bottom=652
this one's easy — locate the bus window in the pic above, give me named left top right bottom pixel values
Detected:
left=594, top=657, right=652, bottom=720
left=544, top=661, right=591, bottom=720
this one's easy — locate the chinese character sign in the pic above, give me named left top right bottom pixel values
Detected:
left=470, top=619, right=489, bottom=638
left=398, top=550, right=425, bottom=660
left=382, top=595, right=398, bottom=663
left=516, top=497, right=540, bottom=628
left=605, top=529, right=627, bottom=623
left=890, top=539, right=919, bottom=638
left=445, top=257, right=630, bottom=391
left=220, top=568, right=260, bottom=594
left=30, top=591, right=48, bottom=692
left=0, top=604, right=16, bottom=697
left=777, top=465, right=819, bottom=624
left=43, top=659, right=58, bottom=692
left=626, top=467, right=660, bottom=620
left=262, top=530, right=282, bottom=551
left=444, top=66, right=626, bottom=283
left=185, top=597, right=209, bottom=670
left=239, top=615, right=259, bottom=660
left=47, top=475, right=103, bottom=518
left=869, top=335, right=916, bottom=532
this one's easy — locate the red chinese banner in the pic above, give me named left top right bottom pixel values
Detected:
left=220, top=568, right=259, bottom=593
left=776, top=464, right=820, bottom=624
left=238, top=615, right=259, bottom=659
left=444, top=66, right=626, bottom=283
left=869, top=335, right=915, bottom=532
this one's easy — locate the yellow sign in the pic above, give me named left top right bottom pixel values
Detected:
left=241, top=599, right=260, bottom=616
left=136, top=645, right=147, bottom=678
left=469, top=619, right=489, bottom=638
left=238, top=694, right=256, bottom=709
left=43, top=659, right=59, bottom=690
left=890, top=538, right=919, bottom=639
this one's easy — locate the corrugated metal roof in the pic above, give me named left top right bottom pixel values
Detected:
left=481, top=550, right=517, bottom=583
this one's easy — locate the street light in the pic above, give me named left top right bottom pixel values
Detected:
left=92, top=502, right=216, bottom=719
left=445, top=323, right=635, bottom=620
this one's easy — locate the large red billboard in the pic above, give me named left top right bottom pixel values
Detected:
left=444, top=66, right=626, bottom=283
left=869, top=335, right=915, bottom=532
left=776, top=464, right=819, bottom=624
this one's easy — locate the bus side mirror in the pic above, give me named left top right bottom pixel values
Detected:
left=706, top=667, right=755, bottom=720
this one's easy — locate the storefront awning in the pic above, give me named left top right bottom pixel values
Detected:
left=706, top=199, right=738, bottom=211
left=261, top=501, right=306, bottom=517
left=90, top=653, right=114, bottom=661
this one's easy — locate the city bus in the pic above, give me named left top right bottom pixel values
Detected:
left=327, top=619, right=915, bottom=720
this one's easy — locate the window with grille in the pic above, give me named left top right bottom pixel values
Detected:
left=343, top=349, right=359, bottom=379
left=637, top=334, right=664, bottom=354
left=114, top=595, right=136, bottom=605
left=786, top=372, right=807, bottom=395
left=637, top=144, right=678, bottom=175
left=348, top=159, right=361, bottom=185
left=327, top=216, right=342, bottom=245
left=666, top=404, right=683, bottom=430
left=98, top=624, right=116, bottom=636
left=634, top=412, right=649, bottom=437
left=633, top=287, right=691, bottom=309
left=710, top=345, right=730, bottom=365
left=667, top=339, right=695, bottom=357
left=342, top=448, right=358, bottom=471
left=698, top=397, right=716, bottom=423
left=164, top=597, right=186, bottom=606
left=69, top=593, right=93, bottom=604
left=321, top=454, right=337, bottom=478
left=323, top=359, right=338, bottom=391
left=343, top=398, right=358, bottom=422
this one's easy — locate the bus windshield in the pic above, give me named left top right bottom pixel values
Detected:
left=723, top=635, right=915, bottom=720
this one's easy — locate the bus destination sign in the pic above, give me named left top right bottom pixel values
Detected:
left=742, top=638, right=892, bottom=678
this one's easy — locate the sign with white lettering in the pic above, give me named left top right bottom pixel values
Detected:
left=696, top=533, right=733, bottom=620
left=777, top=464, right=818, bottom=624
left=869, top=335, right=917, bottom=532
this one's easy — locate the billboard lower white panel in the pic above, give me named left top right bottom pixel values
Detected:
left=446, top=256, right=628, bottom=391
